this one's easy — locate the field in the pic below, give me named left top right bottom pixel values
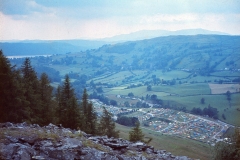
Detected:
left=116, top=123, right=212, bottom=160
left=152, top=93, right=240, bottom=126
left=102, top=73, right=240, bottom=126
left=152, top=83, right=211, bottom=96
left=6, top=35, right=240, bottom=160
left=209, top=83, right=240, bottom=94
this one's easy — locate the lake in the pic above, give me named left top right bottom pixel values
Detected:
left=7, top=55, right=51, bottom=59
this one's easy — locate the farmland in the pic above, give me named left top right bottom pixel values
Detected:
left=6, top=34, right=240, bottom=160
left=8, top=35, right=240, bottom=127
left=209, top=83, right=240, bottom=94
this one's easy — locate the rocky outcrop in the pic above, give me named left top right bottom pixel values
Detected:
left=0, top=122, right=192, bottom=160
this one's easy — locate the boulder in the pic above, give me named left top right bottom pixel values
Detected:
left=0, top=122, right=193, bottom=160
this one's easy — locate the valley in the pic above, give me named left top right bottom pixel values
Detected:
left=6, top=34, right=240, bottom=160
left=8, top=35, right=240, bottom=127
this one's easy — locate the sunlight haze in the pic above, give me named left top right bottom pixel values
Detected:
left=0, top=0, right=240, bottom=40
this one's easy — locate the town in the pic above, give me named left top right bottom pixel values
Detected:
left=90, top=98, right=231, bottom=145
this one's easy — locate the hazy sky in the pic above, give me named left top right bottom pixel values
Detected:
left=0, top=0, right=240, bottom=40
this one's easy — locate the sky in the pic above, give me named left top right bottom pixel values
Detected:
left=0, top=0, right=240, bottom=40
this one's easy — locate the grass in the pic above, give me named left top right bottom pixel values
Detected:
left=115, top=123, right=212, bottom=160
left=0, top=127, right=61, bottom=143
left=160, top=93, right=240, bottom=126
left=150, top=70, right=191, bottom=80
left=82, top=139, right=110, bottom=152
left=106, top=82, right=240, bottom=126
left=211, top=71, right=240, bottom=77
left=105, top=86, right=148, bottom=96
left=152, top=83, right=211, bottom=96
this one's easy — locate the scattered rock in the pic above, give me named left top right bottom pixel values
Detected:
left=0, top=122, right=193, bottom=160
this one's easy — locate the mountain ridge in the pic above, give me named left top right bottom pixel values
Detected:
left=99, top=28, right=230, bottom=42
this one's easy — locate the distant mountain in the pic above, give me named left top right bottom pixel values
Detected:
left=101, top=29, right=229, bottom=42
left=89, top=35, right=240, bottom=73
left=0, top=40, right=108, bottom=56
left=0, top=29, right=230, bottom=56
left=0, top=42, right=80, bottom=56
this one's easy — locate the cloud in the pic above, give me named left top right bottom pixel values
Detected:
left=3, top=0, right=239, bottom=18
left=0, top=0, right=51, bottom=15
left=0, top=0, right=240, bottom=40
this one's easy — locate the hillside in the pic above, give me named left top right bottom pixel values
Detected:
left=7, top=35, right=240, bottom=126
left=0, top=40, right=107, bottom=56
left=0, top=122, right=192, bottom=160
left=93, top=35, right=240, bottom=72
left=101, top=28, right=229, bottom=42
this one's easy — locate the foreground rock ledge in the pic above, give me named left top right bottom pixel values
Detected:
left=0, top=122, right=192, bottom=160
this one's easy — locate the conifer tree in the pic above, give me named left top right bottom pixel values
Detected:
left=58, top=75, right=80, bottom=129
left=80, top=88, right=89, bottom=130
left=82, top=88, right=88, bottom=116
left=39, top=73, right=54, bottom=126
left=80, top=88, right=98, bottom=134
left=21, top=58, right=41, bottom=123
left=129, top=122, right=144, bottom=142
left=86, top=102, right=98, bottom=135
left=98, top=107, right=119, bottom=138
left=0, top=50, right=14, bottom=122
left=0, top=50, right=26, bottom=123
left=55, top=85, right=62, bottom=123
left=66, top=97, right=81, bottom=129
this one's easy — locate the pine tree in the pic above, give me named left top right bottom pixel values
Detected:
left=0, top=50, right=14, bottom=122
left=58, top=75, right=80, bottom=129
left=66, top=97, right=81, bottom=129
left=59, top=75, right=74, bottom=126
left=21, top=58, right=41, bottom=123
left=55, top=85, right=62, bottom=123
left=0, top=50, right=26, bottom=123
left=39, top=73, right=54, bottom=126
left=98, top=107, right=119, bottom=138
left=129, top=122, right=144, bottom=142
left=86, top=103, right=97, bottom=135
left=80, top=88, right=98, bottom=134
left=81, top=88, right=88, bottom=116
left=80, top=88, right=89, bottom=131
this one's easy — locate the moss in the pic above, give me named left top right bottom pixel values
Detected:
left=82, top=139, right=109, bottom=152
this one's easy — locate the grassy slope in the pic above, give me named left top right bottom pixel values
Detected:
left=152, top=83, right=211, bottom=96
left=105, top=80, right=240, bottom=126
left=160, top=93, right=240, bottom=126
left=116, top=123, right=212, bottom=160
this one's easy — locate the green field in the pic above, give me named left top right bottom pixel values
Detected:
left=116, top=123, right=212, bottom=160
left=147, top=70, right=191, bottom=80
left=152, top=83, right=211, bottom=96
left=160, top=93, right=240, bottom=126
left=104, top=81, right=240, bottom=126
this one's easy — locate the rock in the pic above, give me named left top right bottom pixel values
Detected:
left=13, top=143, right=36, bottom=160
left=0, top=143, right=19, bottom=159
left=175, top=156, right=190, bottom=160
left=135, top=142, right=144, bottom=146
left=2, top=122, right=14, bottom=128
left=171, top=154, right=176, bottom=158
left=30, top=124, right=41, bottom=129
left=6, top=135, right=19, bottom=143
left=145, top=148, right=153, bottom=154
left=0, top=122, right=193, bottom=160
left=32, top=155, right=45, bottom=159
left=62, top=137, right=82, bottom=148
left=19, top=136, right=39, bottom=145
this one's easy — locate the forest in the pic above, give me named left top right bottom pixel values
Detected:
left=0, top=50, right=119, bottom=138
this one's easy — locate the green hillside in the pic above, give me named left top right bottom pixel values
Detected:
left=7, top=35, right=240, bottom=126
